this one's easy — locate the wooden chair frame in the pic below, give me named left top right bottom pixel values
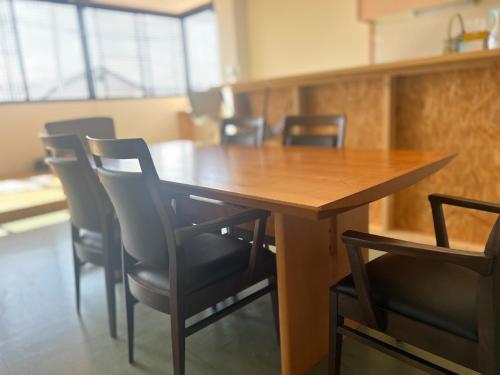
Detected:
left=87, top=137, right=279, bottom=375
left=330, top=194, right=500, bottom=375
left=220, top=117, right=265, bottom=146
left=282, top=114, right=346, bottom=148
left=45, top=117, right=115, bottom=152
left=40, top=133, right=120, bottom=338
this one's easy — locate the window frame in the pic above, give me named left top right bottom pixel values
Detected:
left=0, top=0, right=217, bottom=104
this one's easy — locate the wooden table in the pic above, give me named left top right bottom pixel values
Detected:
left=144, top=141, right=453, bottom=374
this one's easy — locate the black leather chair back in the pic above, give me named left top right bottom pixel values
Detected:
left=45, top=117, right=115, bottom=152
left=87, top=138, right=175, bottom=268
left=282, top=114, right=346, bottom=148
left=220, top=117, right=265, bottom=146
left=188, top=89, right=223, bottom=118
left=41, top=134, right=103, bottom=232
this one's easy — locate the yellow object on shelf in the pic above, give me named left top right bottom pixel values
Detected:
left=460, top=31, right=488, bottom=52
left=463, top=31, right=489, bottom=41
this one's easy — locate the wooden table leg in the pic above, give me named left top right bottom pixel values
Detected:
left=274, top=205, right=368, bottom=375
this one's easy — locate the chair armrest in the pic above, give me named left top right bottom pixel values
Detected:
left=428, top=194, right=500, bottom=247
left=341, top=230, right=494, bottom=276
left=429, top=194, right=500, bottom=214
left=340, top=230, right=495, bottom=331
left=175, top=209, right=269, bottom=246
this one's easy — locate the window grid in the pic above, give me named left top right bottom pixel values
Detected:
left=0, top=0, right=27, bottom=101
left=183, top=9, right=221, bottom=92
left=0, top=0, right=219, bottom=103
left=13, top=0, right=89, bottom=100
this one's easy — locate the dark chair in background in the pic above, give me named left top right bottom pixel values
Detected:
left=329, top=194, right=500, bottom=375
left=282, top=114, right=346, bottom=148
left=220, top=117, right=265, bottom=146
left=87, top=137, right=279, bottom=375
left=188, top=89, right=223, bottom=119
left=45, top=117, right=115, bottom=151
left=40, top=134, right=121, bottom=338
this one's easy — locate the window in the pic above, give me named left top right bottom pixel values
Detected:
left=13, top=0, right=88, bottom=100
left=0, top=0, right=220, bottom=102
left=141, top=14, right=186, bottom=96
left=184, top=9, right=221, bottom=91
left=0, top=0, right=26, bottom=101
left=85, top=8, right=144, bottom=98
left=84, top=9, right=186, bottom=98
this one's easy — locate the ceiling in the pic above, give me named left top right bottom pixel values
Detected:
left=86, top=0, right=212, bottom=15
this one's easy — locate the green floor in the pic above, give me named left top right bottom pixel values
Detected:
left=0, top=222, right=476, bottom=375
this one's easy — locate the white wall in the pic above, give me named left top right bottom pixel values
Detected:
left=240, top=0, right=371, bottom=80
left=374, top=0, right=500, bottom=62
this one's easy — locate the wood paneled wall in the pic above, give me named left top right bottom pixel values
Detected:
left=232, top=51, right=500, bottom=246
left=394, top=66, right=500, bottom=244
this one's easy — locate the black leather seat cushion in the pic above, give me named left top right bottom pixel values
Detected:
left=335, top=254, right=478, bottom=341
left=74, top=230, right=104, bottom=264
left=79, top=230, right=103, bottom=250
left=130, top=233, right=265, bottom=294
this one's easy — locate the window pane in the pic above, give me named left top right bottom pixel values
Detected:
left=184, top=9, right=221, bottom=91
left=85, top=9, right=185, bottom=98
left=85, top=8, right=143, bottom=98
left=141, top=14, right=185, bottom=96
left=0, top=0, right=26, bottom=101
left=14, top=0, right=88, bottom=100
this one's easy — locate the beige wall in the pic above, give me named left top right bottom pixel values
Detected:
left=242, top=0, right=370, bottom=80
left=359, top=0, right=453, bottom=20
left=214, top=0, right=250, bottom=82
left=374, top=0, right=500, bottom=62
left=0, top=97, right=188, bottom=178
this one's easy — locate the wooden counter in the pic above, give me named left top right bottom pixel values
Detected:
left=232, top=49, right=500, bottom=246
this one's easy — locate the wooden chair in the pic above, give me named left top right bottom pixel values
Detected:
left=282, top=114, right=346, bottom=148
left=40, top=133, right=121, bottom=338
left=220, top=117, right=265, bottom=146
left=329, top=194, right=500, bottom=375
left=45, top=117, right=115, bottom=152
left=87, top=137, right=279, bottom=375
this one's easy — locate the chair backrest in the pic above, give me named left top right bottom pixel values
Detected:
left=188, top=88, right=223, bottom=118
left=87, top=137, right=176, bottom=268
left=220, top=117, right=265, bottom=146
left=282, top=114, right=346, bottom=148
left=45, top=117, right=115, bottom=152
left=40, top=133, right=105, bottom=233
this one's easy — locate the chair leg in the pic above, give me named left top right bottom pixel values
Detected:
left=478, top=338, right=498, bottom=375
left=122, top=247, right=135, bottom=364
left=72, top=250, right=81, bottom=315
left=329, top=292, right=343, bottom=375
left=125, top=283, right=135, bottom=364
left=71, top=225, right=81, bottom=315
left=268, top=277, right=280, bottom=345
left=170, top=309, right=186, bottom=375
left=104, top=268, right=117, bottom=339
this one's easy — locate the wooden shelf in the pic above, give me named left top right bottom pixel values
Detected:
left=231, top=49, right=500, bottom=246
left=232, top=49, right=500, bottom=92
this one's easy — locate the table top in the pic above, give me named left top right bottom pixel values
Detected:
left=146, top=141, right=454, bottom=219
